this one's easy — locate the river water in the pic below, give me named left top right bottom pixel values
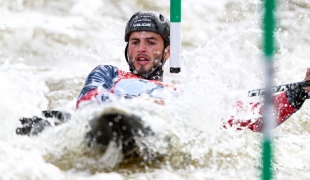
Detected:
left=1, top=0, right=310, bottom=179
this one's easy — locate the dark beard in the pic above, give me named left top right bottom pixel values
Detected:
left=128, top=56, right=162, bottom=76
left=134, top=65, right=150, bottom=75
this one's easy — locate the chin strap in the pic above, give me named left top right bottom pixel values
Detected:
left=124, top=43, right=167, bottom=81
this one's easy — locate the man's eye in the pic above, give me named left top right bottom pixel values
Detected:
left=149, top=42, right=156, bottom=45
left=131, top=41, right=138, bottom=45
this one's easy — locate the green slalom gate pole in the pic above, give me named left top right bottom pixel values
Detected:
left=262, top=0, right=276, bottom=180
left=170, top=0, right=181, bottom=73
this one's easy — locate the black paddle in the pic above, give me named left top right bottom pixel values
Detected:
left=248, top=80, right=310, bottom=97
left=16, top=110, right=71, bottom=136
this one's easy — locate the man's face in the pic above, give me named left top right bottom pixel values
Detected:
left=127, top=31, right=170, bottom=75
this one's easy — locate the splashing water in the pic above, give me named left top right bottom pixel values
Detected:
left=1, top=0, right=310, bottom=179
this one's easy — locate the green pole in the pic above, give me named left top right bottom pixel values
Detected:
left=170, top=0, right=181, bottom=73
left=262, top=0, right=276, bottom=180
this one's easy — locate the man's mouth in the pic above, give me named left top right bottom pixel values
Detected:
left=135, top=56, right=150, bottom=65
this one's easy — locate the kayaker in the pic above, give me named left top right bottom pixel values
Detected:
left=16, top=11, right=310, bottom=136
left=76, top=11, right=177, bottom=109
left=77, top=10, right=310, bottom=132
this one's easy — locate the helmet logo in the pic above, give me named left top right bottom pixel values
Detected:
left=133, top=23, right=152, bottom=27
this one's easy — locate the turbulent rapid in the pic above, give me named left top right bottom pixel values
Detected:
left=1, top=0, right=310, bottom=179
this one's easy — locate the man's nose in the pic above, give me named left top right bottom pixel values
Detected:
left=137, top=42, right=146, bottom=52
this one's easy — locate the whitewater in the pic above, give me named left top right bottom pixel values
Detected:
left=1, top=0, right=310, bottom=179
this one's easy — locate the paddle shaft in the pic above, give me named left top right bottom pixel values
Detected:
left=248, top=80, right=310, bottom=97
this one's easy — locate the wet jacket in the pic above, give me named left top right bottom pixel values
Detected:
left=77, top=65, right=177, bottom=108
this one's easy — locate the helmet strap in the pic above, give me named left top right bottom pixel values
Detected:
left=124, top=43, right=134, bottom=72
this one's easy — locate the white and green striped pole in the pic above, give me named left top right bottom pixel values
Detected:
left=170, top=0, right=181, bottom=73
left=262, top=0, right=276, bottom=179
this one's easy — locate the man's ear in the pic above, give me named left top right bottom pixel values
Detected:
left=164, top=45, right=170, bottom=61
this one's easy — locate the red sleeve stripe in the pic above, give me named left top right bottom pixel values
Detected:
left=76, top=89, right=99, bottom=109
